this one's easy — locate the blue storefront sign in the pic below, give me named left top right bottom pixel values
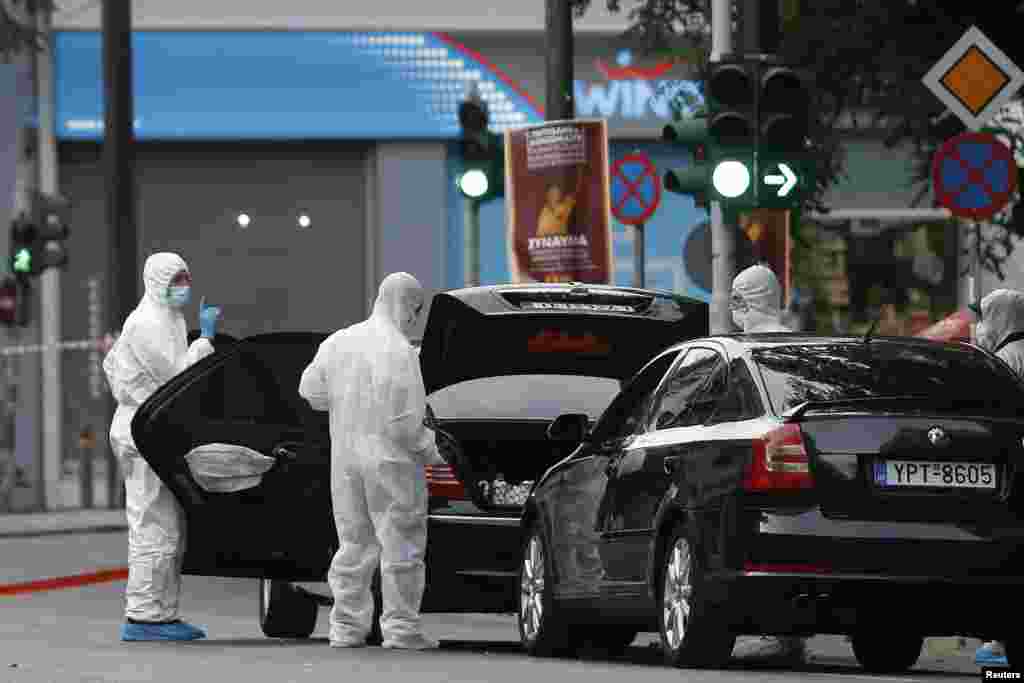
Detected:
left=54, top=31, right=543, bottom=140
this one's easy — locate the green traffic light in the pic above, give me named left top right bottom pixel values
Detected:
left=12, top=247, right=31, bottom=274
left=712, top=160, right=752, bottom=199
left=457, top=169, right=489, bottom=199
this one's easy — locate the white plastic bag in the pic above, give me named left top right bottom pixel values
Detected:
left=184, top=443, right=277, bottom=493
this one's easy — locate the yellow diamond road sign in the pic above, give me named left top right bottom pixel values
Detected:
left=923, top=26, right=1024, bottom=130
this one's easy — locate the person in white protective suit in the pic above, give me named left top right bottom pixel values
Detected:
left=103, top=252, right=222, bottom=642
left=299, top=272, right=446, bottom=650
left=970, top=288, right=1024, bottom=668
left=729, top=264, right=807, bottom=663
left=730, top=264, right=793, bottom=333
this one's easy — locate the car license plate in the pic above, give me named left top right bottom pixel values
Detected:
left=874, top=460, right=996, bottom=489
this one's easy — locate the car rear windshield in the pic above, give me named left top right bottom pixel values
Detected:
left=751, top=342, right=1024, bottom=415
left=428, top=375, right=620, bottom=420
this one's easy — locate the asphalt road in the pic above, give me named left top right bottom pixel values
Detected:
left=0, top=532, right=985, bottom=683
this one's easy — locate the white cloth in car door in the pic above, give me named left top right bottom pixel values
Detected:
left=184, top=443, right=277, bottom=493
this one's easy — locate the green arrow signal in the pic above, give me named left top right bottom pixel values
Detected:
left=763, top=162, right=797, bottom=197
left=12, top=247, right=31, bottom=274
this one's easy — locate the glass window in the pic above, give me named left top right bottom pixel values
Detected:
left=428, top=375, right=621, bottom=421
left=751, top=342, right=1024, bottom=415
left=649, top=348, right=722, bottom=430
left=709, top=358, right=764, bottom=423
left=590, top=351, right=681, bottom=443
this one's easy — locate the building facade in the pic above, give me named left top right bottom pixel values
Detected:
left=3, top=2, right=929, bottom=511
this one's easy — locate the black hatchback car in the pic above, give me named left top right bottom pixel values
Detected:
left=518, top=334, right=1024, bottom=672
left=131, top=283, right=707, bottom=640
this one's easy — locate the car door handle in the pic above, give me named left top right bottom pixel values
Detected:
left=663, top=456, right=680, bottom=475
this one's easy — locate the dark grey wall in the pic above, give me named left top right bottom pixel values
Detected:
left=58, top=141, right=370, bottom=486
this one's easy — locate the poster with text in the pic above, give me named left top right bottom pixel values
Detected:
left=505, top=119, right=613, bottom=284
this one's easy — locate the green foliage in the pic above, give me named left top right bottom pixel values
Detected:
left=0, top=1, right=54, bottom=59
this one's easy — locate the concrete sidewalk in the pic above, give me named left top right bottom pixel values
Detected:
left=0, top=509, right=127, bottom=538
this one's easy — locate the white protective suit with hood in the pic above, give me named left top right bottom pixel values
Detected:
left=299, top=272, right=444, bottom=649
left=974, top=288, right=1024, bottom=377
left=103, top=252, right=214, bottom=622
left=731, top=264, right=792, bottom=333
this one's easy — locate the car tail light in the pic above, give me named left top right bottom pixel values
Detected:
left=425, top=464, right=468, bottom=500
left=743, top=423, right=813, bottom=491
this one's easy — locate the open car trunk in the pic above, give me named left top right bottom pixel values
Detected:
left=435, top=417, right=583, bottom=511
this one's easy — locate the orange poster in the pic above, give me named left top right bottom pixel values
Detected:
left=505, top=119, right=613, bottom=284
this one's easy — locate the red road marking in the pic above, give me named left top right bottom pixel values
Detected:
left=0, top=567, right=129, bottom=596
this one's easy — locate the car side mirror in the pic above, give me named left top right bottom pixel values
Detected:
left=547, top=413, right=590, bottom=442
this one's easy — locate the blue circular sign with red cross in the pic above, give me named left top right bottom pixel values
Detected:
left=610, top=153, right=661, bottom=225
left=932, top=131, right=1018, bottom=220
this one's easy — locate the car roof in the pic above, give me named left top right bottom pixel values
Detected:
left=662, top=333, right=977, bottom=356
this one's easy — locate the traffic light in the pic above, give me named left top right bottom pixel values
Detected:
left=662, top=113, right=710, bottom=209
left=7, top=194, right=70, bottom=278
left=10, top=217, right=35, bottom=276
left=706, top=57, right=757, bottom=204
left=0, top=275, right=28, bottom=327
left=457, top=96, right=504, bottom=202
left=757, top=61, right=811, bottom=208
left=33, top=192, right=70, bottom=271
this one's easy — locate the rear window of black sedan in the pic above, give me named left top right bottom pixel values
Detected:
left=751, top=342, right=1024, bottom=415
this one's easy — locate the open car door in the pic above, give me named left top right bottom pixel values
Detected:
left=132, top=332, right=335, bottom=582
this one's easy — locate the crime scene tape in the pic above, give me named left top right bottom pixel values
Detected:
left=1, top=334, right=117, bottom=357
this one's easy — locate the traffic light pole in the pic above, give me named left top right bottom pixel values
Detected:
left=464, top=198, right=480, bottom=287
left=709, top=0, right=735, bottom=335
left=35, top=4, right=62, bottom=511
left=545, top=0, right=575, bottom=121
left=103, top=0, right=136, bottom=509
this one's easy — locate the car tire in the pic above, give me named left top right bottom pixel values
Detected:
left=658, top=524, right=736, bottom=669
left=518, top=523, right=575, bottom=657
left=259, top=579, right=319, bottom=639
left=851, top=632, right=923, bottom=674
left=368, top=568, right=384, bottom=646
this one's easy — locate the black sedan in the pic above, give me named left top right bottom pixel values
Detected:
left=519, top=334, right=1024, bottom=671
left=131, top=283, right=707, bottom=640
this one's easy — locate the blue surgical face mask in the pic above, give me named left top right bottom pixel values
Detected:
left=167, top=285, right=191, bottom=307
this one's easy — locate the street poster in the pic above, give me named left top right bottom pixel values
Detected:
left=505, top=119, right=614, bottom=284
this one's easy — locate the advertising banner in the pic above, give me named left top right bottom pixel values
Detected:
left=505, top=119, right=613, bottom=284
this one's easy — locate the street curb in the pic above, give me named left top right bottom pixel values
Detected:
left=0, top=566, right=129, bottom=596
left=0, top=524, right=127, bottom=539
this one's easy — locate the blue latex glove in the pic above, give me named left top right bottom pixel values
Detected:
left=199, top=297, right=222, bottom=339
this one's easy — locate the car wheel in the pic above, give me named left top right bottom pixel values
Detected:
left=518, top=524, right=574, bottom=657
left=851, top=632, right=923, bottom=673
left=658, top=525, right=736, bottom=668
left=259, top=579, right=319, bottom=639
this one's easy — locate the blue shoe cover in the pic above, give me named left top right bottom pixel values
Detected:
left=975, top=643, right=1008, bottom=667
left=121, top=620, right=207, bottom=642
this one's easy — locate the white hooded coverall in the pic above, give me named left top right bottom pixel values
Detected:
left=731, top=264, right=793, bottom=333
left=299, top=272, right=443, bottom=647
left=975, top=288, right=1024, bottom=378
left=103, top=253, right=214, bottom=622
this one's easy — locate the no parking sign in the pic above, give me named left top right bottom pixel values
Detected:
left=610, top=154, right=661, bottom=226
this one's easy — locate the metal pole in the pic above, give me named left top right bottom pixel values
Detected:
left=103, top=0, right=136, bottom=509
left=464, top=198, right=480, bottom=286
left=974, top=220, right=982, bottom=312
left=710, top=0, right=735, bottom=334
left=633, top=223, right=645, bottom=287
left=35, top=4, right=62, bottom=511
left=545, top=0, right=575, bottom=120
